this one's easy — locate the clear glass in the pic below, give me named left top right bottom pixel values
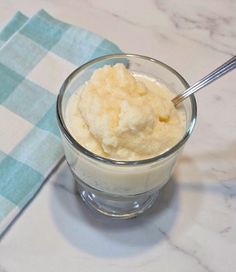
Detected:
left=57, top=54, right=197, bottom=219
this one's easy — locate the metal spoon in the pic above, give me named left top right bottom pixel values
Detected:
left=172, top=56, right=236, bottom=106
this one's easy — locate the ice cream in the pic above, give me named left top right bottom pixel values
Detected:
left=65, top=63, right=185, bottom=161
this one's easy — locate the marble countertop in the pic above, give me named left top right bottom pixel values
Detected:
left=0, top=1, right=236, bottom=271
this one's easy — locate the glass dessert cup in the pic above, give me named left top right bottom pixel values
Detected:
left=56, top=54, right=197, bottom=219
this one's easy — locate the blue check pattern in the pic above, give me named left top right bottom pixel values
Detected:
left=0, top=10, right=121, bottom=236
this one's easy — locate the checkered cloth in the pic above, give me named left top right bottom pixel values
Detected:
left=0, top=10, right=121, bottom=236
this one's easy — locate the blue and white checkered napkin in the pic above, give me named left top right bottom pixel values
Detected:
left=0, top=10, right=121, bottom=236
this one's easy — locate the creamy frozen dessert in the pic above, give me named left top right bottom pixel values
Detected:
left=58, top=56, right=195, bottom=216
left=66, top=63, right=185, bottom=161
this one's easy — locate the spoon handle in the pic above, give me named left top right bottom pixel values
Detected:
left=172, top=56, right=236, bottom=106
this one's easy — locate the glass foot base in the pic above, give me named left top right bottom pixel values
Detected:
left=75, top=177, right=159, bottom=219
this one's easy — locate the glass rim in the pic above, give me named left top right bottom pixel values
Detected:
left=56, top=53, right=197, bottom=166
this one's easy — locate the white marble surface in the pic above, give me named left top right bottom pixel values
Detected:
left=0, top=0, right=236, bottom=271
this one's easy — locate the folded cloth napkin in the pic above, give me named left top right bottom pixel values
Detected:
left=0, top=10, right=122, bottom=236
